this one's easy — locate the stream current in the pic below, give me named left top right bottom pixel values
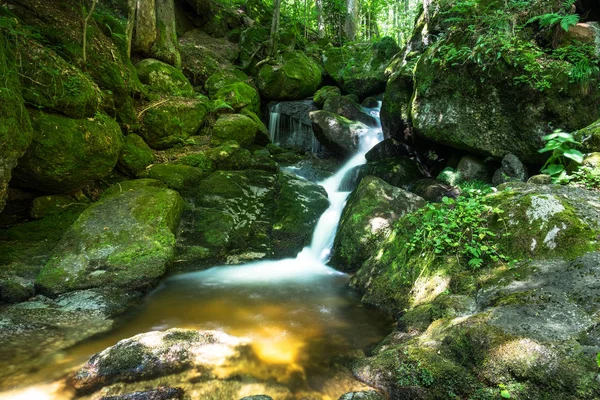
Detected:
left=1, top=104, right=392, bottom=400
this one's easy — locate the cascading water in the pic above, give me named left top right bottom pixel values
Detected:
left=268, top=100, right=326, bottom=154
left=0, top=103, right=390, bottom=400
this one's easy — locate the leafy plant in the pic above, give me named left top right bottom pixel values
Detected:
left=527, top=13, right=579, bottom=32
left=538, top=129, right=584, bottom=181
left=406, top=186, right=510, bottom=270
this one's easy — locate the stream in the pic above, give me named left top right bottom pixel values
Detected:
left=1, top=103, right=392, bottom=400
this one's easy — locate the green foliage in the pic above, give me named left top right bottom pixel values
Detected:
left=538, top=129, right=584, bottom=181
left=396, top=360, right=435, bottom=387
left=556, top=165, right=600, bottom=190
left=406, top=186, right=510, bottom=270
left=527, top=13, right=579, bottom=32
left=553, top=42, right=600, bottom=90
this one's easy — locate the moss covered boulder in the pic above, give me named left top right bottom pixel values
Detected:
left=117, top=134, right=154, bottom=177
left=36, top=179, right=183, bottom=296
left=0, top=33, right=33, bottom=213
left=272, top=173, right=329, bottom=258
left=380, top=60, right=414, bottom=139
left=210, top=114, right=261, bottom=147
left=257, top=51, right=322, bottom=101
left=349, top=158, right=424, bottom=191
left=313, top=85, right=341, bottom=107
left=213, top=82, right=260, bottom=114
left=136, top=58, right=194, bottom=97
left=141, top=164, right=205, bottom=193
left=309, top=110, right=368, bottom=156
left=19, top=38, right=102, bottom=119
left=12, top=111, right=122, bottom=193
left=331, top=176, right=425, bottom=273
left=573, top=118, right=600, bottom=153
left=411, top=47, right=600, bottom=162
left=205, top=69, right=252, bottom=97
left=323, top=95, right=378, bottom=127
left=69, top=329, right=249, bottom=393
left=140, top=97, right=208, bottom=149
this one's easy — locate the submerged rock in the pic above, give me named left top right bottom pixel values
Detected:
left=257, top=51, right=322, bottom=100
left=36, top=179, right=183, bottom=296
left=12, top=111, right=122, bottom=193
left=310, top=110, right=369, bottom=156
left=331, top=176, right=425, bottom=273
left=69, top=329, right=250, bottom=394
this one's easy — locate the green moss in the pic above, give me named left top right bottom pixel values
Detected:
left=213, top=82, right=260, bottom=114
left=210, top=114, right=259, bottom=148
left=12, top=110, right=122, bottom=193
left=117, top=134, right=154, bottom=177
left=205, top=70, right=251, bottom=97
left=141, top=164, right=205, bottom=194
left=257, top=51, right=322, bottom=100
left=313, top=85, right=341, bottom=107
left=136, top=58, right=193, bottom=97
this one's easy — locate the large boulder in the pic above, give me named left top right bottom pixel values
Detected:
left=323, top=95, right=378, bottom=127
left=69, top=329, right=249, bottom=393
left=19, top=38, right=102, bottom=119
left=410, top=47, right=600, bottom=162
left=205, top=69, right=252, bottom=97
left=35, top=179, right=183, bottom=296
left=0, top=33, right=33, bottom=213
left=322, top=37, right=399, bottom=98
left=309, top=110, right=369, bottom=156
left=314, top=85, right=341, bottom=107
left=12, top=111, right=122, bottom=193
left=257, top=51, right=322, bottom=100
left=347, top=183, right=600, bottom=399
left=348, top=158, right=425, bottom=190
left=331, top=176, right=425, bottom=273
left=271, top=173, right=329, bottom=258
left=213, top=82, right=260, bottom=114
left=140, top=97, right=208, bottom=149
left=136, top=58, right=194, bottom=97
left=117, top=134, right=155, bottom=177
left=210, top=114, right=261, bottom=147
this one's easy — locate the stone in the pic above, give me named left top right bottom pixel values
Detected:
left=239, top=396, right=273, bottom=400
left=271, top=173, right=329, bottom=258
left=118, top=134, right=154, bottom=177
left=213, top=82, right=260, bottom=114
left=323, top=95, right=378, bottom=127
left=338, top=391, right=385, bottom=400
left=492, top=153, right=528, bottom=185
left=140, top=97, right=208, bottom=149
left=457, top=155, right=492, bottom=182
left=69, top=329, right=249, bottom=393
left=238, top=26, right=269, bottom=70
left=211, top=114, right=261, bottom=148
left=361, top=97, right=379, bottom=108
left=527, top=174, right=552, bottom=184
left=36, top=179, right=183, bottom=296
left=408, top=179, right=460, bottom=202
left=310, top=110, right=369, bottom=156
left=380, top=63, right=413, bottom=139
left=331, top=176, right=425, bottom=273
left=19, top=38, right=102, bottom=119
left=136, top=58, right=194, bottom=97
left=348, top=158, right=424, bottom=190
left=313, top=86, right=341, bottom=107
left=0, top=34, right=33, bottom=213
left=365, top=138, right=412, bottom=162
left=141, top=164, right=205, bottom=193
left=437, top=167, right=462, bottom=186
left=100, top=387, right=184, bottom=400
left=12, top=111, right=122, bottom=193
left=205, top=69, right=252, bottom=97
left=30, top=195, right=88, bottom=219
left=257, top=51, right=322, bottom=100
left=573, top=118, right=600, bottom=153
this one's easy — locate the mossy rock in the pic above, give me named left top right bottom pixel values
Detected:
left=0, top=33, right=33, bottom=213
left=141, top=164, right=205, bottom=194
left=271, top=172, right=329, bottom=258
left=313, top=85, right=341, bottom=107
left=19, top=38, right=103, bottom=119
left=331, top=176, right=425, bottom=273
left=257, top=51, right=322, bottom=101
left=573, top=118, right=600, bottom=153
left=213, top=82, right=260, bottom=114
left=210, top=114, right=260, bottom=148
left=411, top=46, right=600, bottom=163
left=323, top=95, right=378, bottom=127
left=309, top=110, right=368, bottom=156
left=240, top=108, right=270, bottom=145
left=179, top=31, right=234, bottom=87
left=117, top=134, right=154, bottom=177
left=136, top=58, right=194, bottom=97
left=205, top=69, right=252, bottom=97
left=380, top=61, right=414, bottom=139
left=36, top=179, right=183, bottom=296
left=30, top=194, right=89, bottom=219
left=351, top=158, right=425, bottom=190
left=238, top=26, right=269, bottom=70
left=12, top=111, right=122, bottom=193
left=177, top=140, right=275, bottom=173
left=140, top=97, right=208, bottom=149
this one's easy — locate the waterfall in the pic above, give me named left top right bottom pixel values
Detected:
left=267, top=101, right=327, bottom=154
left=191, top=103, right=384, bottom=284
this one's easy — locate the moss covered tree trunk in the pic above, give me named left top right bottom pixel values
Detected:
left=132, top=0, right=181, bottom=67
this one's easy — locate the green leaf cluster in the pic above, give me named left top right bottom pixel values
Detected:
left=538, top=129, right=584, bottom=181
left=406, top=185, right=510, bottom=270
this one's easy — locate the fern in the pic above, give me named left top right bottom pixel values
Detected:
left=527, top=13, right=579, bottom=32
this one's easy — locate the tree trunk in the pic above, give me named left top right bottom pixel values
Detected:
left=343, top=0, right=359, bottom=41
left=82, top=0, right=98, bottom=65
left=268, top=0, right=281, bottom=57
left=126, top=0, right=136, bottom=59
left=132, top=0, right=180, bottom=67
left=315, top=0, right=324, bottom=39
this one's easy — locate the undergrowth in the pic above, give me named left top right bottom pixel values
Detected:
left=406, top=184, right=511, bottom=270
